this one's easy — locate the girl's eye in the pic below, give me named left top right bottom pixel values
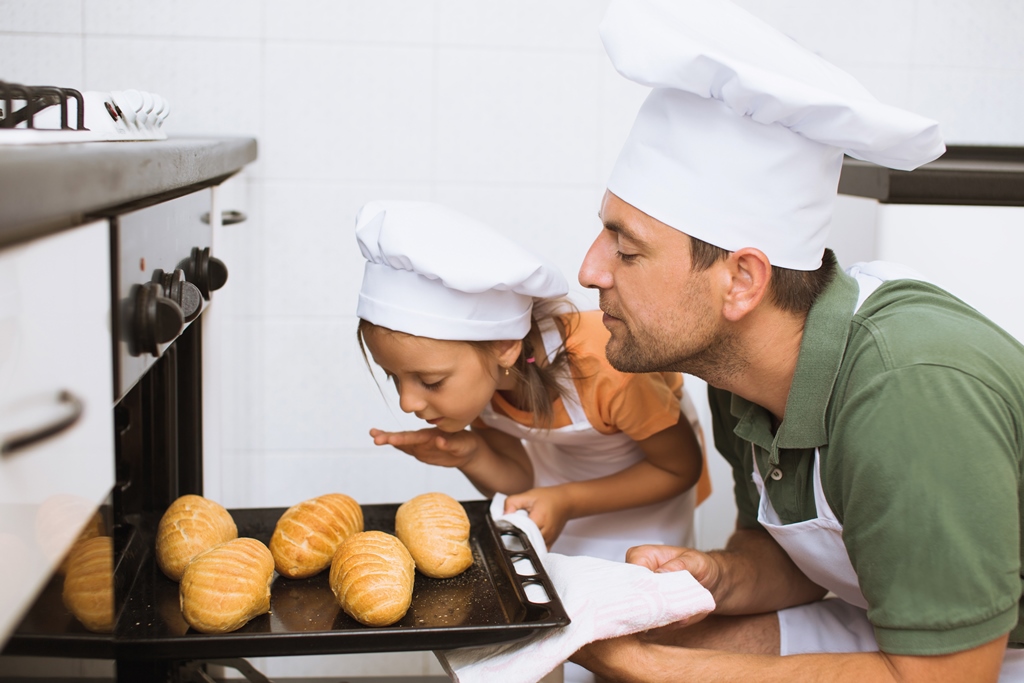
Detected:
left=386, top=373, right=399, bottom=388
left=616, top=250, right=639, bottom=262
left=422, top=379, right=444, bottom=391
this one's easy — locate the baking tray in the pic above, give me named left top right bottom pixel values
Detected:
left=4, top=499, right=569, bottom=660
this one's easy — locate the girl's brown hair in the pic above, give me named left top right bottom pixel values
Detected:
left=356, top=297, right=583, bottom=430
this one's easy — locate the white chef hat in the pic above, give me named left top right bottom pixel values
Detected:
left=601, top=0, right=946, bottom=270
left=355, top=200, right=569, bottom=341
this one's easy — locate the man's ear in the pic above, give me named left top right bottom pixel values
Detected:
left=493, top=339, right=525, bottom=367
left=720, top=248, right=772, bottom=322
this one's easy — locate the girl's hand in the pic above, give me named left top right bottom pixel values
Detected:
left=368, top=427, right=480, bottom=468
left=504, top=486, right=573, bottom=549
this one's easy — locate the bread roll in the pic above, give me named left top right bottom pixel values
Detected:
left=270, top=493, right=363, bottom=579
left=156, top=494, right=238, bottom=581
left=62, top=535, right=114, bottom=633
left=395, top=492, right=473, bottom=579
left=179, top=537, right=274, bottom=634
left=58, top=508, right=106, bottom=575
left=330, top=531, right=414, bottom=627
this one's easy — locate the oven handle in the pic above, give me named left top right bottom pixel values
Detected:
left=1, top=389, right=84, bottom=457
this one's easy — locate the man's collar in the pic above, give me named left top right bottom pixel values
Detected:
left=730, top=263, right=858, bottom=460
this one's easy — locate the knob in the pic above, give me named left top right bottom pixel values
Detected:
left=153, top=268, right=202, bottom=322
left=179, top=247, right=228, bottom=300
left=130, top=282, right=183, bottom=357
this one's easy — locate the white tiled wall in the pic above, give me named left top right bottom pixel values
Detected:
left=3, top=0, right=1024, bottom=678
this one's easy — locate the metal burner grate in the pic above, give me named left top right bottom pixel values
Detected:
left=0, top=80, right=88, bottom=131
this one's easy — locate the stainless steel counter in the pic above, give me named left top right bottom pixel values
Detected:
left=0, top=136, right=258, bottom=249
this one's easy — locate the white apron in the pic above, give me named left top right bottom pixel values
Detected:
left=478, top=317, right=698, bottom=563
left=758, top=261, right=1024, bottom=678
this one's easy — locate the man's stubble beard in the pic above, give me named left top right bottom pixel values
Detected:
left=600, top=285, right=747, bottom=387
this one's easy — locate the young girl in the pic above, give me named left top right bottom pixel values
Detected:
left=355, top=199, right=710, bottom=564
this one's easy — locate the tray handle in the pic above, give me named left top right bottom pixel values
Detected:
left=491, top=519, right=570, bottom=624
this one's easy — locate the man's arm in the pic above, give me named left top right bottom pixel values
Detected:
left=573, top=631, right=1009, bottom=683
left=628, top=527, right=826, bottom=615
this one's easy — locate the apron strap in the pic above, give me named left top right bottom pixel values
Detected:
left=536, top=317, right=588, bottom=425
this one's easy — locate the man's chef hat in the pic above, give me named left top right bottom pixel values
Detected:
left=356, top=200, right=569, bottom=341
left=601, top=0, right=946, bottom=270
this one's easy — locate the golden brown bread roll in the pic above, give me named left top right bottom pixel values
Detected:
left=156, top=494, right=238, bottom=581
left=62, top=535, right=114, bottom=633
left=395, top=492, right=473, bottom=579
left=329, top=530, right=414, bottom=627
left=179, top=537, right=274, bottom=634
left=270, top=493, right=363, bottom=579
left=58, top=508, right=106, bottom=576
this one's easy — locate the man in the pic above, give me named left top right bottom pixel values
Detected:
left=570, top=0, right=1024, bottom=681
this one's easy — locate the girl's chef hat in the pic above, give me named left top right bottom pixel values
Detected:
left=355, top=200, right=568, bottom=341
left=601, top=0, right=946, bottom=270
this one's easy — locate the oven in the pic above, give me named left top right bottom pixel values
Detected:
left=0, top=81, right=567, bottom=683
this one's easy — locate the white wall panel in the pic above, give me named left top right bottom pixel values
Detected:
left=265, top=0, right=436, bottom=44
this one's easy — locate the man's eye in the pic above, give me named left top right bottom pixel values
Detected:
left=616, top=251, right=639, bottom=262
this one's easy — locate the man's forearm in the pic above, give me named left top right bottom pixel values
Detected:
left=710, top=527, right=826, bottom=614
left=574, top=633, right=1008, bottom=683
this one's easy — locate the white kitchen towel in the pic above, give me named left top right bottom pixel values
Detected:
left=434, top=495, right=716, bottom=683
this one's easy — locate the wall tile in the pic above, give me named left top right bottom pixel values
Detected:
left=733, top=0, right=916, bottom=67
left=0, top=35, right=83, bottom=86
left=265, top=0, right=436, bottom=44
left=254, top=316, right=430, bottom=451
left=909, top=66, right=1024, bottom=145
left=435, top=48, right=602, bottom=185
left=0, top=0, right=81, bottom=33
left=913, top=0, right=1024, bottom=68
left=258, top=180, right=433, bottom=318
left=438, top=0, right=607, bottom=51
left=83, top=0, right=262, bottom=39
left=597, top=66, right=649, bottom=186
left=83, top=36, right=262, bottom=137
left=221, top=448, right=479, bottom=509
left=261, top=42, right=434, bottom=181
left=219, top=317, right=267, bottom=451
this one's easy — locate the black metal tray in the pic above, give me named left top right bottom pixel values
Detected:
left=4, top=499, right=569, bottom=660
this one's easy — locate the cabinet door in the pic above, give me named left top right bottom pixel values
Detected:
left=0, top=220, right=114, bottom=643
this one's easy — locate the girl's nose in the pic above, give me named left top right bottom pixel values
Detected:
left=397, top=387, right=426, bottom=414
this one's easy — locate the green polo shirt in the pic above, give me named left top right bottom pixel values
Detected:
left=709, top=264, right=1024, bottom=655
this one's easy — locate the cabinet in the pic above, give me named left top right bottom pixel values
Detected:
left=0, top=219, right=115, bottom=644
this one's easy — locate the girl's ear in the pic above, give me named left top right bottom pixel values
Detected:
left=492, top=339, right=524, bottom=368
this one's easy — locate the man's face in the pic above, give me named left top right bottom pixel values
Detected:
left=578, top=191, right=733, bottom=377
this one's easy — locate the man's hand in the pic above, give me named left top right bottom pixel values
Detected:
left=368, top=427, right=480, bottom=468
left=504, top=486, right=573, bottom=549
left=626, top=544, right=723, bottom=595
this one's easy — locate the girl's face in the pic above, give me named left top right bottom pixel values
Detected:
left=363, top=326, right=509, bottom=433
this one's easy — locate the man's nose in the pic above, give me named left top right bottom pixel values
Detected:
left=579, top=231, right=613, bottom=290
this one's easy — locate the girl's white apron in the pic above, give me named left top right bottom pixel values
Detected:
left=478, top=318, right=699, bottom=563
left=756, top=261, right=1024, bottom=677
